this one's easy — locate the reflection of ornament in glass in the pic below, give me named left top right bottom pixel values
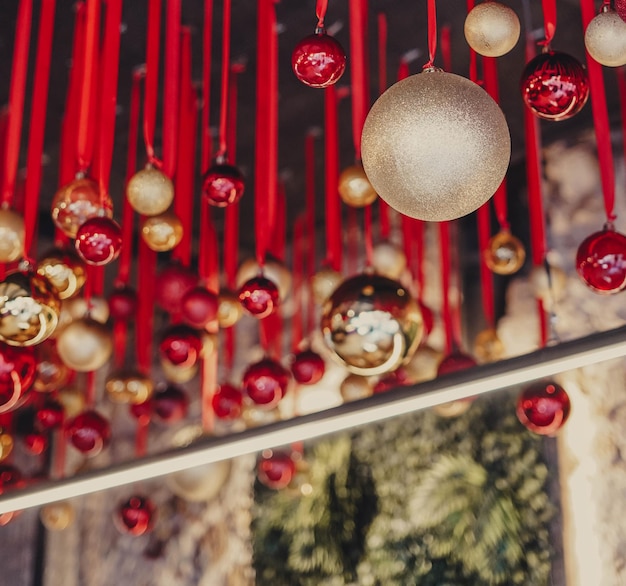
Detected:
left=321, top=273, right=423, bottom=376
left=236, top=258, right=293, bottom=301
left=516, top=381, right=570, bottom=435
left=160, top=357, right=198, bottom=384
left=153, top=386, right=189, bottom=423
left=75, top=216, right=123, bottom=266
left=243, top=358, right=291, bottom=409
left=257, top=449, right=295, bottom=489
left=372, top=242, right=407, bottom=280
left=107, top=287, right=138, bottom=321
left=576, top=227, right=626, bottom=294
left=339, top=373, right=372, bottom=402
left=0, top=343, right=36, bottom=412
left=584, top=8, right=626, bottom=67
left=35, top=399, right=65, bottom=430
left=217, top=289, right=243, bottom=328
left=56, top=317, right=112, bottom=372
left=374, top=368, right=408, bottom=393
left=291, top=30, right=346, bottom=88
left=34, top=341, right=71, bottom=393
left=403, top=345, right=443, bottom=385
left=167, top=461, right=232, bottom=502
left=338, top=165, right=378, bottom=208
left=520, top=51, right=589, bottom=121
left=126, top=166, right=174, bottom=216
left=105, top=370, right=154, bottom=405
left=238, top=275, right=280, bottom=319
left=155, top=264, right=197, bottom=315
left=361, top=70, right=511, bottom=221
left=159, top=325, right=204, bottom=368
left=211, top=383, right=243, bottom=420
left=291, top=349, right=325, bottom=385
left=310, top=267, right=342, bottom=304
left=180, top=286, right=218, bottom=329
left=65, top=410, right=111, bottom=456
left=464, top=1, right=520, bottom=57
left=140, top=210, right=184, bottom=252
left=202, top=162, right=245, bottom=207
left=40, top=501, right=75, bottom=531
left=437, top=351, right=477, bottom=375
left=473, top=328, right=505, bottom=364
left=434, top=399, right=473, bottom=418
left=36, top=249, right=87, bottom=300
left=484, top=230, right=526, bottom=275
left=114, top=495, right=156, bottom=536
left=0, top=208, right=25, bottom=263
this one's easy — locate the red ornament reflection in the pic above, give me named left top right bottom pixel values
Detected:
left=107, top=287, right=138, bottom=321
left=0, top=463, right=23, bottom=492
left=212, top=383, right=243, bottom=420
left=115, top=495, right=156, bottom=536
left=374, top=368, right=408, bottom=394
left=290, top=349, right=325, bottom=385
left=36, top=399, right=65, bottom=430
left=576, top=227, right=626, bottom=294
left=292, top=31, right=346, bottom=88
left=243, top=358, right=290, bottom=409
left=75, top=217, right=123, bottom=266
left=153, top=386, right=188, bottom=423
left=65, top=410, right=111, bottom=456
left=0, top=343, right=36, bottom=412
left=202, top=162, right=245, bottom=207
left=155, top=264, right=198, bottom=315
left=159, top=325, right=203, bottom=368
left=516, top=381, right=571, bottom=435
left=437, top=351, right=478, bottom=376
left=238, top=275, right=279, bottom=319
left=181, top=286, right=218, bottom=329
left=257, top=450, right=295, bottom=489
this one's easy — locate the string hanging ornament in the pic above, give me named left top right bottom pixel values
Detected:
left=584, top=3, right=626, bottom=67
left=464, top=0, right=520, bottom=57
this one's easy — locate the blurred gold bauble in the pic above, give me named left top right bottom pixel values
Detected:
left=484, top=230, right=526, bottom=275
left=584, top=8, right=626, bottom=67
left=403, top=345, right=444, bottom=385
left=338, top=165, right=378, bottom=208
left=361, top=70, right=510, bottom=222
left=55, top=296, right=110, bottom=338
left=0, top=432, right=14, bottom=462
left=0, top=208, right=25, bottom=263
left=126, top=166, right=174, bottom=216
left=40, top=501, right=75, bottom=531
left=51, top=177, right=113, bottom=239
left=310, top=267, right=343, bottom=304
left=56, top=317, right=112, bottom=372
left=464, top=1, right=520, bottom=57
left=34, top=342, right=72, bottom=393
left=372, top=242, right=407, bottom=280
left=140, top=210, right=184, bottom=252
left=56, top=387, right=85, bottom=419
left=0, top=271, right=61, bottom=347
left=36, top=249, right=87, bottom=300
left=530, top=264, right=568, bottom=310
left=166, top=461, right=231, bottom=502
left=105, top=370, right=154, bottom=405
left=217, top=290, right=243, bottom=328
left=236, top=257, right=293, bottom=301
left=321, top=273, right=423, bottom=376
left=339, top=373, right=372, bottom=402
left=242, top=405, right=281, bottom=428
left=434, top=399, right=473, bottom=418
left=160, top=357, right=199, bottom=383
left=473, top=328, right=505, bottom=364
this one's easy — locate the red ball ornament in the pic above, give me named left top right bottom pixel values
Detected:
left=257, top=450, right=296, bottom=490
left=181, top=287, right=218, bottom=328
left=238, top=275, right=279, bottom=319
left=520, top=51, right=589, bottom=121
left=374, top=368, right=408, bottom=394
left=75, top=217, right=123, bottom=266
left=107, top=287, right=138, bottom=321
left=36, top=399, right=65, bottom=430
left=153, top=386, right=188, bottom=423
left=65, top=410, right=111, bottom=456
left=202, top=162, right=245, bottom=207
left=292, top=30, right=347, bottom=88
left=23, top=431, right=48, bottom=455
left=155, top=264, right=198, bottom=314
left=437, top=351, right=478, bottom=376
left=516, top=381, right=570, bottom=435
left=0, top=343, right=37, bottom=412
left=243, top=358, right=290, bottom=409
left=159, top=325, right=203, bottom=368
left=0, top=463, right=23, bottom=492
left=115, top=495, right=156, bottom=536
left=211, top=383, right=243, bottom=420
left=576, top=226, right=626, bottom=294
left=129, top=399, right=153, bottom=421
left=290, top=349, right=325, bottom=385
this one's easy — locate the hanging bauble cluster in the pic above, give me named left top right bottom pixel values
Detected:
left=584, top=7, right=626, bottom=67
left=464, top=1, right=520, bottom=57
left=576, top=225, right=626, bottom=294
left=516, top=381, right=570, bottom=435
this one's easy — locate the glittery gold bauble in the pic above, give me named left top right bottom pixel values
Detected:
left=464, top=1, right=520, bottom=58
left=36, top=249, right=87, bottom=300
left=372, top=242, right=407, bottom=280
left=105, top=370, right=154, bottom=405
left=434, top=399, right=473, bottom=418
left=56, top=387, right=85, bottom=419
left=51, top=177, right=113, bottom=239
left=339, top=374, right=372, bottom=402
left=56, top=317, right=112, bottom=372
left=473, top=328, right=505, bottom=364
left=236, top=258, right=293, bottom=301
left=217, top=290, right=243, bottom=328
left=126, top=166, right=174, bottom=216
left=484, top=230, right=526, bottom=275
left=310, top=267, right=342, bottom=304
left=530, top=264, right=567, bottom=310
left=584, top=8, right=626, bottom=67
left=0, top=271, right=61, bottom=347
left=34, top=342, right=71, bottom=393
left=0, top=432, right=14, bottom=462
left=40, top=501, right=75, bottom=531
left=321, top=273, right=423, bottom=376
left=403, top=345, right=444, bottom=384
left=338, top=165, right=378, bottom=208
left=166, top=461, right=231, bottom=502
left=361, top=70, right=511, bottom=222
left=140, top=210, right=184, bottom=252
left=0, top=209, right=25, bottom=263
left=160, top=358, right=199, bottom=383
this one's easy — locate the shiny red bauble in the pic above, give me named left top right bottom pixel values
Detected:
left=75, top=217, right=123, bottom=266
left=290, top=349, right=325, bottom=385
left=159, top=325, right=203, bottom=368
left=0, top=343, right=36, bottom=412
left=242, top=358, right=291, bottom=409
left=211, top=383, right=243, bottom=420
left=129, top=399, right=153, bottom=421
left=520, top=51, right=589, bottom=121
left=181, top=286, right=218, bottom=328
left=437, top=351, right=478, bottom=376
left=155, top=264, right=198, bottom=315
left=65, top=410, right=111, bottom=456
left=153, top=386, right=188, bottom=423
left=576, top=227, right=626, bottom=294
left=202, top=162, right=245, bottom=207
left=0, top=463, right=23, bottom=492
left=238, top=275, right=279, bottom=319
left=23, top=431, right=48, bottom=455
left=516, top=381, right=570, bottom=435
left=36, top=399, right=65, bottom=430
left=291, top=30, right=347, bottom=88
left=115, top=495, right=156, bottom=536
left=107, top=287, right=138, bottom=321
left=257, top=450, right=296, bottom=490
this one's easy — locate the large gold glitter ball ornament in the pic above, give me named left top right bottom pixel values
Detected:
left=338, top=165, right=378, bottom=208
left=310, top=267, right=343, bottom=304
left=56, top=317, right=112, bottom=372
left=321, top=273, right=423, bottom=376
left=236, top=258, right=293, bottom=301
left=36, top=249, right=87, bottom=300
left=464, top=1, right=521, bottom=58
left=584, top=8, right=626, bottom=67
left=51, top=177, right=113, bottom=239
left=40, top=501, right=75, bottom=531
left=140, top=210, right=184, bottom=252
left=167, top=461, right=231, bottom=502
left=361, top=70, right=511, bottom=222
left=126, top=166, right=174, bottom=216
left=105, top=370, right=154, bottom=405
left=372, top=242, right=407, bottom=280
left=217, top=290, right=243, bottom=328
left=0, top=271, right=61, bottom=347
left=0, top=208, right=25, bottom=263
left=484, top=230, right=526, bottom=275
left=473, top=327, right=505, bottom=364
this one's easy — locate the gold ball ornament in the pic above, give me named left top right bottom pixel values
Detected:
left=160, top=357, right=199, bottom=383
left=339, top=374, right=373, bottom=402
left=63, top=296, right=109, bottom=324
left=484, top=230, right=526, bottom=275
left=403, top=345, right=444, bottom=385
left=105, top=370, right=154, bottom=405
left=321, top=273, right=423, bottom=376
left=56, top=317, right=112, bottom=372
left=464, top=1, right=521, bottom=58
left=473, top=328, right=505, bottom=364
left=372, top=242, right=407, bottom=280
left=40, top=501, right=75, bottom=531
left=236, top=258, right=293, bottom=301
left=310, top=267, right=343, bottom=304
left=56, top=387, right=85, bottom=419
left=126, top=166, right=174, bottom=216
left=166, top=461, right=231, bottom=502
left=0, top=271, right=61, bottom=347
left=242, top=405, right=282, bottom=428
left=34, top=342, right=72, bottom=393
left=36, top=249, right=87, bottom=300
left=361, top=69, right=511, bottom=222
left=338, top=165, right=378, bottom=208
left=0, top=431, right=14, bottom=462
left=140, top=210, right=184, bottom=252
left=584, top=8, right=626, bottom=67
left=0, top=208, right=25, bottom=263
left=217, top=290, right=243, bottom=328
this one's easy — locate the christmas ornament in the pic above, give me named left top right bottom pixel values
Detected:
left=372, top=242, right=407, bottom=280
left=242, top=405, right=282, bottom=428
left=520, top=51, right=589, bottom=121
left=35, top=399, right=65, bottom=430
left=105, top=370, right=154, bottom=405
left=0, top=343, right=36, bottom=411
left=584, top=8, right=626, bottom=67
left=180, top=286, right=218, bottom=329
left=464, top=1, right=520, bottom=58
left=236, top=258, right=293, bottom=301
left=0, top=463, right=23, bottom=492
left=153, top=385, right=189, bottom=423
left=238, top=275, right=280, bottom=319
left=126, top=166, right=174, bottom=216
left=484, top=230, right=526, bottom=275
left=201, top=161, right=245, bottom=207
left=576, top=226, right=626, bottom=294
left=65, top=410, right=111, bottom=456
left=437, top=351, right=477, bottom=375
left=310, top=267, right=342, bottom=304
left=159, top=325, right=204, bottom=368
left=211, top=383, right=244, bottom=420
left=166, top=461, right=232, bottom=502
left=114, top=495, right=156, bottom=536
left=217, top=290, right=244, bottom=328
left=291, top=29, right=346, bottom=88
left=36, top=249, right=87, bottom=300
left=403, top=345, right=443, bottom=385
left=321, top=273, right=423, bottom=376
left=516, top=380, right=570, bottom=435
left=129, top=399, right=153, bottom=421
left=0, top=208, right=25, bottom=263
left=56, top=387, right=86, bottom=419
left=23, top=430, right=47, bottom=455
left=361, top=70, right=511, bottom=222
left=243, top=358, right=291, bottom=409
left=40, top=501, right=75, bottom=531
left=473, top=328, right=506, bottom=364
left=51, top=177, right=113, bottom=239
left=155, top=264, right=197, bottom=315
left=62, top=295, right=110, bottom=324
left=0, top=432, right=14, bottom=462
left=34, top=343, right=71, bottom=393
left=75, top=216, right=123, bottom=266
left=338, top=165, right=378, bottom=208
left=0, top=270, right=61, bottom=347
left=140, top=210, right=184, bottom=252
left=291, top=348, right=325, bottom=385
left=339, top=373, right=373, bottom=402
left=433, top=399, right=473, bottom=418
left=257, top=449, right=296, bottom=489
left=56, top=317, right=113, bottom=372
left=107, top=287, right=138, bottom=321
left=160, top=357, right=199, bottom=384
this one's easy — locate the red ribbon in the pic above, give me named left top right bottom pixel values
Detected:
left=541, top=0, right=557, bottom=46
left=136, top=240, right=156, bottom=373
left=269, top=182, right=287, bottom=261
left=441, top=24, right=452, bottom=73
left=349, top=0, right=369, bottom=160
left=364, top=205, right=374, bottom=266
left=618, top=68, right=626, bottom=177
left=316, top=0, right=328, bottom=28
left=477, top=203, right=495, bottom=326
left=162, top=0, right=181, bottom=178
left=216, top=0, right=232, bottom=159
left=304, top=131, right=317, bottom=280
left=439, top=222, right=455, bottom=355
left=292, top=217, right=306, bottom=351
left=143, top=0, right=161, bottom=164
left=423, top=0, right=438, bottom=69
left=201, top=0, right=214, bottom=171
left=376, top=12, right=391, bottom=239
left=347, top=207, right=360, bottom=275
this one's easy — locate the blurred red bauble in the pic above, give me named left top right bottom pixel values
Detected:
left=75, top=217, right=123, bottom=266
left=181, top=286, right=218, bottom=328
left=36, top=399, right=65, bottom=430
left=153, top=386, right=188, bottom=423
left=374, top=368, right=408, bottom=393
left=159, top=325, right=203, bottom=368
left=129, top=398, right=153, bottom=420
left=437, top=351, right=478, bottom=376
left=291, top=30, right=346, bottom=88
left=202, top=162, right=245, bottom=207
left=212, top=383, right=243, bottom=420
left=576, top=227, right=626, bottom=294
left=65, top=410, right=111, bottom=456
left=155, top=264, right=198, bottom=314
left=115, top=495, right=156, bottom=536
left=238, top=275, right=279, bottom=319
left=23, top=431, right=48, bottom=455
left=291, top=349, right=325, bottom=385
left=520, top=51, right=589, bottom=121
left=617, top=0, right=626, bottom=21
left=243, top=358, right=290, bottom=409
left=257, top=450, right=295, bottom=489
left=0, top=343, right=37, bottom=412
left=0, top=463, right=23, bottom=492
left=107, top=287, right=138, bottom=321
left=516, top=381, right=571, bottom=435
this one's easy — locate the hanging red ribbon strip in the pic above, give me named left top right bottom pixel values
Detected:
left=292, top=217, right=305, bottom=352
left=477, top=204, right=495, bottom=327
left=304, top=132, right=317, bottom=334
left=618, top=68, right=626, bottom=177
left=162, top=0, right=181, bottom=178
left=348, top=0, right=369, bottom=161
left=216, top=0, right=232, bottom=159
left=423, top=0, right=438, bottom=69
left=438, top=222, right=455, bottom=355
left=541, top=0, right=557, bottom=46
left=376, top=12, right=391, bottom=240
left=143, top=0, right=161, bottom=164
left=316, top=0, right=328, bottom=28
left=441, top=24, right=452, bottom=72
left=201, top=0, right=214, bottom=171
